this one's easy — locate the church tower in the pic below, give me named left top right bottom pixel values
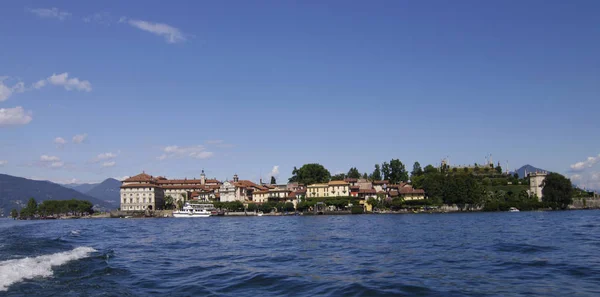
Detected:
left=200, top=169, right=206, bottom=185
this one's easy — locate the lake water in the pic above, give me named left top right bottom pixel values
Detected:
left=1, top=211, right=600, bottom=296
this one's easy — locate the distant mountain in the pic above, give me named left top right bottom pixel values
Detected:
left=85, top=178, right=121, bottom=207
left=511, top=165, right=549, bottom=179
left=62, top=183, right=98, bottom=193
left=0, top=174, right=114, bottom=216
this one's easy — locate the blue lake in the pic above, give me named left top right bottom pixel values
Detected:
left=1, top=211, right=600, bottom=296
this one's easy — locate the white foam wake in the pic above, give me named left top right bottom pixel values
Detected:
left=0, top=246, right=96, bottom=291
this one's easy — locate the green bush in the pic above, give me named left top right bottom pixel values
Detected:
left=351, top=206, right=364, bottom=214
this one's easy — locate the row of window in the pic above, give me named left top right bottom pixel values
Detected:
left=122, top=198, right=153, bottom=204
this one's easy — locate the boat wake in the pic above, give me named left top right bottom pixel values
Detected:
left=0, top=246, right=96, bottom=291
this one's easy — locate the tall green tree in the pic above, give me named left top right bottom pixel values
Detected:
left=288, top=167, right=299, bottom=183
left=347, top=167, right=361, bottom=179
left=331, top=173, right=346, bottom=181
left=270, top=176, right=276, bottom=184
left=542, top=173, right=574, bottom=210
left=371, top=164, right=382, bottom=181
left=495, top=165, right=502, bottom=174
left=424, top=164, right=438, bottom=175
left=382, top=162, right=391, bottom=181
left=411, top=162, right=423, bottom=177
left=10, top=209, right=18, bottom=219
left=389, top=159, right=408, bottom=184
left=362, top=172, right=368, bottom=179
left=289, top=163, right=331, bottom=185
left=20, top=197, right=38, bottom=218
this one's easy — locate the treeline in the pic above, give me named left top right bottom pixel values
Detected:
left=213, top=201, right=296, bottom=213
left=11, top=198, right=94, bottom=219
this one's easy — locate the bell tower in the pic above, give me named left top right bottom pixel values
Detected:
left=200, top=169, right=206, bottom=185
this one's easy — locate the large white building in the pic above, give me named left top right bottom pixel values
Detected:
left=120, top=171, right=221, bottom=211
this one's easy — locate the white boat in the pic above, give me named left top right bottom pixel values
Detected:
left=508, top=207, right=520, bottom=212
left=173, top=203, right=214, bottom=218
left=257, top=212, right=264, bottom=217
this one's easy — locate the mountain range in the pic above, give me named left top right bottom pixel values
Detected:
left=510, top=165, right=549, bottom=179
left=0, top=174, right=118, bottom=217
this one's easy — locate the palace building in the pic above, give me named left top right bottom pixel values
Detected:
left=120, top=170, right=221, bottom=211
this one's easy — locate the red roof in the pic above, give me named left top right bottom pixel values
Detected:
left=123, top=173, right=155, bottom=182
left=399, top=187, right=425, bottom=194
left=358, top=189, right=376, bottom=194
left=373, top=180, right=389, bottom=185
left=121, top=183, right=156, bottom=188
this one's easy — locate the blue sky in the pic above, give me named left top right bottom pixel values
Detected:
left=1, top=1, right=599, bottom=189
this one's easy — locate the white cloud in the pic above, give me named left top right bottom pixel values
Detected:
left=39, top=155, right=64, bottom=168
left=0, top=160, right=7, bottom=166
left=96, top=152, right=117, bottom=160
left=40, top=155, right=60, bottom=162
left=72, top=133, right=88, bottom=144
left=83, top=12, right=113, bottom=25
left=0, top=106, right=33, bottom=126
left=101, top=161, right=116, bottom=168
left=44, top=73, right=92, bottom=92
left=158, top=145, right=213, bottom=160
left=127, top=19, right=186, bottom=43
left=54, top=137, right=66, bottom=147
left=50, top=161, right=64, bottom=168
left=570, top=154, right=600, bottom=172
left=269, top=165, right=280, bottom=178
left=33, top=80, right=46, bottom=89
left=0, top=79, right=26, bottom=102
left=571, top=172, right=600, bottom=191
left=27, top=7, right=71, bottom=21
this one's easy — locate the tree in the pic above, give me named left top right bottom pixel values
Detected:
left=164, top=195, right=175, bottom=210
left=424, top=165, right=438, bottom=175
left=495, top=165, right=502, bottom=174
left=10, top=209, right=18, bottom=219
left=389, top=159, right=408, bottom=184
left=382, top=162, right=391, bottom=180
left=347, top=167, right=361, bottom=179
left=371, top=164, right=382, bottom=181
left=289, top=163, right=331, bottom=185
left=20, top=197, right=38, bottom=218
left=411, top=162, right=423, bottom=178
left=288, top=167, right=299, bottom=183
left=542, top=173, right=574, bottom=210
left=270, top=176, right=276, bottom=184
left=176, top=199, right=184, bottom=210
left=331, top=173, right=346, bottom=181
left=362, top=172, right=368, bottom=179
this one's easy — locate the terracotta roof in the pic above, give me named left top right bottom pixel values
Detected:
left=157, top=179, right=204, bottom=185
left=358, top=189, right=376, bottom=194
left=234, top=180, right=261, bottom=189
left=295, top=189, right=307, bottom=193
left=205, top=179, right=220, bottom=184
left=121, top=183, right=156, bottom=188
left=350, top=186, right=360, bottom=190
left=387, top=184, right=400, bottom=189
left=254, top=190, right=269, bottom=194
left=161, top=185, right=207, bottom=190
left=329, top=181, right=349, bottom=185
left=123, top=173, right=155, bottom=182
left=372, top=180, right=389, bottom=185
left=399, top=187, right=425, bottom=194
left=344, top=178, right=358, bottom=183
left=389, top=190, right=399, bottom=197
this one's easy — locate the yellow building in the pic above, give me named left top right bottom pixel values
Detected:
left=328, top=181, right=350, bottom=196
left=307, top=183, right=329, bottom=197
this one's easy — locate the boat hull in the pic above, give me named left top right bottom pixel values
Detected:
left=173, top=212, right=211, bottom=218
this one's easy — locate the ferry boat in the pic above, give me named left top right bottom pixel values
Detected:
left=173, top=202, right=215, bottom=218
